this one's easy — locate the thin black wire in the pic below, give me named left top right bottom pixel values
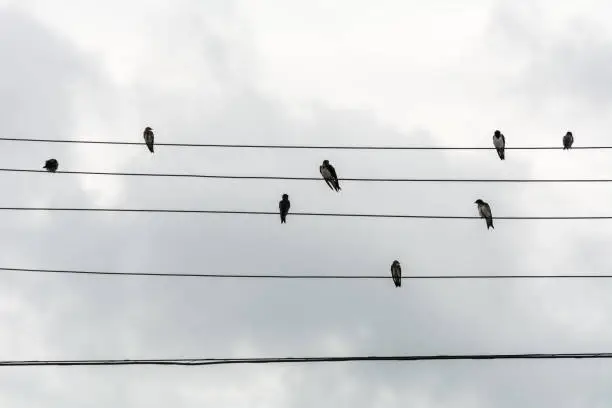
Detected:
left=3, top=267, right=612, bottom=280
left=1, top=353, right=611, bottom=367
left=0, top=207, right=608, bottom=219
left=3, top=168, right=611, bottom=183
left=0, top=137, right=610, bottom=150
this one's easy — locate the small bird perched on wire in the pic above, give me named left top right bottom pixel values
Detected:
left=279, top=194, right=290, bottom=224
left=43, top=159, right=58, bottom=172
left=493, top=130, right=505, bottom=160
left=143, top=127, right=154, bottom=153
left=390, top=260, right=402, bottom=288
left=475, top=199, right=494, bottom=230
left=319, top=160, right=341, bottom=192
left=563, top=131, right=574, bottom=150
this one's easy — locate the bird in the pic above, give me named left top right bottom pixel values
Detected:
left=279, top=194, right=290, bottom=224
left=390, top=260, right=401, bottom=288
left=143, top=127, right=154, bottom=153
left=475, top=199, right=494, bottom=230
left=319, top=160, right=341, bottom=192
left=563, top=131, right=574, bottom=150
left=43, top=159, right=58, bottom=172
left=493, top=130, right=505, bottom=160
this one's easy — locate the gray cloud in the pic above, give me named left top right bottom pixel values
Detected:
left=0, top=1, right=612, bottom=407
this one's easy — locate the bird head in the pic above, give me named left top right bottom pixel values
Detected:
left=282, top=194, right=289, bottom=200
left=475, top=199, right=484, bottom=205
left=566, top=131, right=573, bottom=136
left=392, top=260, right=400, bottom=267
left=145, top=127, right=153, bottom=131
left=322, top=160, right=329, bottom=165
left=494, top=130, right=501, bottom=136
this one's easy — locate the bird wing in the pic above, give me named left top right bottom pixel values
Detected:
left=391, top=264, right=401, bottom=285
left=328, top=164, right=339, bottom=181
left=481, top=203, right=492, bottom=218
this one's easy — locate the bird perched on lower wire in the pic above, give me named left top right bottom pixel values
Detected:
left=143, top=127, right=154, bottom=153
left=43, top=159, right=58, bottom=172
left=390, top=260, right=402, bottom=288
left=319, top=160, right=341, bottom=192
left=279, top=194, right=290, bottom=224
left=493, top=130, right=505, bottom=160
left=563, top=131, right=574, bottom=150
left=475, top=199, right=494, bottom=230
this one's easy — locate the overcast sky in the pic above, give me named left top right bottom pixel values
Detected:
left=1, top=0, right=612, bottom=406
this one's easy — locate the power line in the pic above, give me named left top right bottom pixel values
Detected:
left=4, top=267, right=612, bottom=280
left=0, top=137, right=610, bottom=150
left=3, top=168, right=612, bottom=183
left=0, top=207, right=609, bottom=220
left=1, top=353, right=611, bottom=367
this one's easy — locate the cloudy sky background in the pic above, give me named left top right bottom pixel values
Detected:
left=1, top=0, right=612, bottom=406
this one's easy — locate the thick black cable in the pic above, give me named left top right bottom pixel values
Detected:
left=1, top=353, right=612, bottom=367
left=0, top=207, right=608, bottom=220
left=2, top=267, right=612, bottom=280
left=3, top=168, right=611, bottom=183
left=0, top=137, right=610, bottom=150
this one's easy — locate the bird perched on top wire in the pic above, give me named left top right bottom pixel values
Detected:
left=563, top=131, right=574, bottom=150
left=143, top=127, right=155, bottom=153
left=493, top=130, right=505, bottom=160
left=319, top=160, right=341, bottom=192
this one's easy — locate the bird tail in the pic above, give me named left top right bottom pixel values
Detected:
left=280, top=214, right=286, bottom=223
left=487, top=218, right=494, bottom=229
left=498, top=149, right=505, bottom=160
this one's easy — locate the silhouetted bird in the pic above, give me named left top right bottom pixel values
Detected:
left=43, top=159, right=58, bottom=173
left=493, top=130, right=505, bottom=160
left=563, top=131, right=574, bottom=150
left=143, top=127, right=154, bottom=153
left=475, top=199, right=494, bottom=230
left=319, top=160, right=341, bottom=192
left=279, top=194, right=290, bottom=224
left=390, top=260, right=402, bottom=288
